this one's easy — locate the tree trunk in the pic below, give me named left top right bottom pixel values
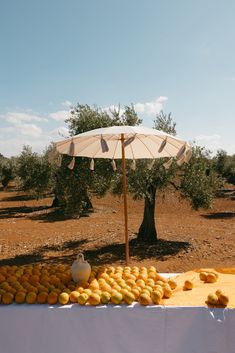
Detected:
left=137, top=186, right=158, bottom=243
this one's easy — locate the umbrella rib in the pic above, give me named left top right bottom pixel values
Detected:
left=76, top=137, right=100, bottom=157
left=148, top=134, right=185, bottom=157
left=135, top=134, right=155, bottom=158
left=129, top=140, right=135, bottom=160
left=112, top=137, right=119, bottom=159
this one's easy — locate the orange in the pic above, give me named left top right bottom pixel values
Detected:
left=26, top=292, right=37, bottom=304
left=2, top=292, right=14, bottom=304
left=47, top=292, right=58, bottom=305
left=15, top=291, right=26, bottom=304
left=0, top=273, right=6, bottom=283
left=89, top=293, right=101, bottom=306
left=69, top=291, right=80, bottom=303
left=37, top=291, right=48, bottom=304
left=139, top=292, right=152, bottom=306
left=59, top=292, right=70, bottom=305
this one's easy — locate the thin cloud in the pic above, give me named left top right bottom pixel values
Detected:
left=49, top=110, right=69, bottom=121
left=61, top=100, right=72, bottom=108
left=134, top=96, right=168, bottom=115
left=4, top=112, right=48, bottom=123
left=194, top=134, right=222, bottom=154
left=51, top=126, right=70, bottom=139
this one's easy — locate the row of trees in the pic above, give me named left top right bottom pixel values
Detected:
left=0, top=105, right=234, bottom=243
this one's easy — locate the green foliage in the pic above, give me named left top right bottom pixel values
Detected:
left=55, top=104, right=142, bottom=215
left=153, top=111, right=176, bottom=135
left=213, top=149, right=235, bottom=185
left=180, top=146, right=223, bottom=209
left=17, top=146, right=53, bottom=199
left=0, top=155, right=15, bottom=188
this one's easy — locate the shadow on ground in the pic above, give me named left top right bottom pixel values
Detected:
left=216, top=189, right=235, bottom=200
left=29, top=209, right=93, bottom=223
left=0, top=239, right=87, bottom=266
left=202, top=212, right=235, bottom=220
left=0, top=237, right=192, bottom=267
left=0, top=205, right=52, bottom=219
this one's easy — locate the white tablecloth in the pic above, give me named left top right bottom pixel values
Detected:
left=0, top=303, right=234, bottom=353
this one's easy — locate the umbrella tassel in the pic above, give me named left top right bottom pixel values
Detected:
left=68, top=157, right=75, bottom=170
left=148, top=159, right=155, bottom=170
left=131, top=159, right=136, bottom=171
left=69, top=140, right=75, bottom=156
left=176, top=156, right=185, bottom=166
left=158, top=138, right=167, bottom=153
left=56, top=154, right=62, bottom=167
left=90, top=158, right=95, bottom=171
left=111, top=159, right=117, bottom=171
left=101, top=136, right=109, bottom=153
left=176, top=144, right=186, bottom=159
left=185, top=148, right=192, bottom=163
left=163, top=158, right=173, bottom=170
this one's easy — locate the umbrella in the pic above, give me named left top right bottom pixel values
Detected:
left=56, top=125, right=192, bottom=264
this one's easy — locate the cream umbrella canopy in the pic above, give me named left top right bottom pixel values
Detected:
left=55, top=125, right=192, bottom=264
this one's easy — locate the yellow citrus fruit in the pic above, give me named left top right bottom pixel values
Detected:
left=168, top=279, right=177, bottom=290
left=37, top=291, right=48, bottom=304
left=184, top=280, right=194, bottom=290
left=207, top=293, right=218, bottom=305
left=2, top=292, right=14, bottom=305
left=139, top=292, right=151, bottom=306
left=89, top=293, right=101, bottom=306
left=15, top=291, right=26, bottom=304
left=206, top=273, right=217, bottom=283
left=77, top=293, right=89, bottom=305
left=59, top=292, right=70, bottom=305
left=219, top=293, right=229, bottom=306
left=123, top=292, right=135, bottom=305
left=26, top=292, right=37, bottom=304
left=69, top=291, right=80, bottom=303
left=83, top=288, right=92, bottom=297
left=89, top=279, right=99, bottom=290
left=47, top=292, right=58, bottom=305
left=100, top=291, right=111, bottom=304
left=151, top=290, right=162, bottom=305
left=111, top=292, right=123, bottom=305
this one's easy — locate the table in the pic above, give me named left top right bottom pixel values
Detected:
left=0, top=303, right=234, bottom=353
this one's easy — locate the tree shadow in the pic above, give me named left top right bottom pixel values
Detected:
left=1, top=194, right=40, bottom=202
left=29, top=208, right=93, bottom=223
left=0, top=205, right=51, bottom=219
left=84, top=237, right=192, bottom=265
left=0, top=239, right=88, bottom=266
left=202, top=212, right=235, bottom=220
left=0, top=236, right=192, bottom=267
left=216, top=189, right=235, bottom=200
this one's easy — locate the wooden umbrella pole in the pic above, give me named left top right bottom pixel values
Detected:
left=121, top=133, right=129, bottom=265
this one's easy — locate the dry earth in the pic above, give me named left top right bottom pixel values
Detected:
left=0, top=185, right=234, bottom=272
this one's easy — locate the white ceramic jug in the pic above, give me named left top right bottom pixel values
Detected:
left=71, top=252, right=91, bottom=283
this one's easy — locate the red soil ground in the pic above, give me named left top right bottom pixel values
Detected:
left=0, top=185, right=234, bottom=272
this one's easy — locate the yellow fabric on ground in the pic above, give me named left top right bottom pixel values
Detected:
left=164, top=268, right=235, bottom=308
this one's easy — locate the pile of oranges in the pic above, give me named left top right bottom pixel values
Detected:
left=0, top=264, right=177, bottom=306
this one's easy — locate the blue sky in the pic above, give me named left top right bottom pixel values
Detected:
left=0, top=0, right=234, bottom=156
